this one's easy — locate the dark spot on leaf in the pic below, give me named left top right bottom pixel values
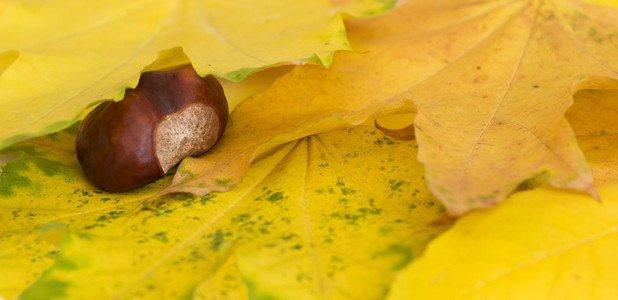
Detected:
left=214, top=178, right=233, bottom=187
left=151, top=231, right=169, bottom=243
left=267, top=192, right=284, bottom=203
left=372, top=244, right=414, bottom=271
left=209, top=229, right=225, bottom=251
left=95, top=210, right=124, bottom=224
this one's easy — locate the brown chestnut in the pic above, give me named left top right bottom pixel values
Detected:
left=76, top=64, right=228, bottom=192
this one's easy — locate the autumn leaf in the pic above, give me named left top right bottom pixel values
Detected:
left=167, top=0, right=618, bottom=215
left=0, top=124, right=448, bottom=299
left=387, top=184, right=618, bottom=299
left=0, top=0, right=362, bottom=150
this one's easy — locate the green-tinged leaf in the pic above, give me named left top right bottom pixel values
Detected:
left=0, top=0, right=352, bottom=150
left=1, top=125, right=450, bottom=299
left=331, top=0, right=396, bottom=18
left=387, top=185, right=618, bottom=300
left=0, top=124, right=172, bottom=299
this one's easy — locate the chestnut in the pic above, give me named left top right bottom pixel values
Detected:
left=75, top=64, right=228, bottom=192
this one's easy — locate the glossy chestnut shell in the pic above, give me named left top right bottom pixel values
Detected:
left=76, top=65, right=228, bottom=192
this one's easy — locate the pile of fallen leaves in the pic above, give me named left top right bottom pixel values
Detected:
left=1, top=0, right=618, bottom=299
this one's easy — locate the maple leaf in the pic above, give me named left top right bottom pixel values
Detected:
left=167, top=0, right=618, bottom=215
left=0, top=0, right=355, bottom=150
left=0, top=124, right=448, bottom=299
left=387, top=184, right=618, bottom=299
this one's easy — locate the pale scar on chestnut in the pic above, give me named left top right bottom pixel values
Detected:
left=75, top=64, right=229, bottom=192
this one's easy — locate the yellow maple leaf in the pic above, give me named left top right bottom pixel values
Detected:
left=167, top=0, right=618, bottom=215
left=0, top=124, right=448, bottom=299
left=0, top=0, right=355, bottom=150
left=387, top=184, right=618, bottom=299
